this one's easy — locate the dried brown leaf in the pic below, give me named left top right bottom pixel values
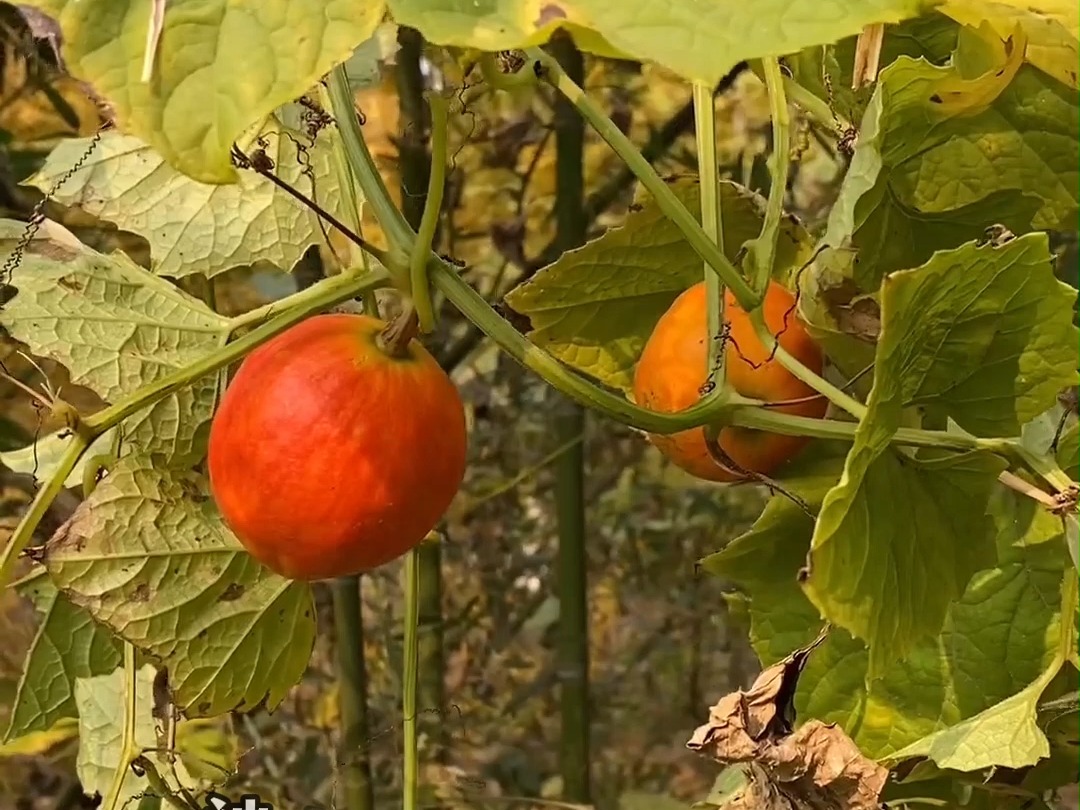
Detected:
left=687, top=631, right=886, bottom=810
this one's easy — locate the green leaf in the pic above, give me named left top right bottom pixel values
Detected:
left=941, top=0, right=1080, bottom=88
left=826, top=27, right=1080, bottom=290
left=388, top=0, right=927, bottom=86
left=887, top=575, right=1075, bottom=770
left=803, top=236, right=1077, bottom=662
left=4, top=571, right=121, bottom=742
left=874, top=235, right=1078, bottom=438
left=29, top=106, right=353, bottom=278
left=74, top=663, right=198, bottom=807
left=43, top=455, right=316, bottom=717
left=0, top=219, right=229, bottom=465
left=25, top=0, right=385, bottom=183
left=705, top=463, right=1070, bottom=762
left=505, top=180, right=812, bottom=391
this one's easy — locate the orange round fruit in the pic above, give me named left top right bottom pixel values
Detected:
left=207, top=313, right=468, bottom=580
left=632, top=280, right=827, bottom=482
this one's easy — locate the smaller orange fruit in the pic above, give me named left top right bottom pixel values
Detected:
left=632, top=280, right=827, bottom=482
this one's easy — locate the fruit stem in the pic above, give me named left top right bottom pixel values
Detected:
left=748, top=306, right=869, bottom=420
left=402, top=548, right=421, bottom=810
left=378, top=305, right=421, bottom=358
left=751, top=57, right=790, bottom=294
left=408, top=91, right=448, bottom=334
left=692, top=79, right=727, bottom=390
left=525, top=46, right=761, bottom=312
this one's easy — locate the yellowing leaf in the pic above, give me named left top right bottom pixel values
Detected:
left=0, top=717, right=77, bottom=756
left=29, top=105, right=354, bottom=278
left=942, top=0, right=1079, bottom=87
left=74, top=664, right=198, bottom=807
left=388, top=0, right=928, bottom=85
left=0, top=219, right=229, bottom=465
left=23, top=0, right=386, bottom=182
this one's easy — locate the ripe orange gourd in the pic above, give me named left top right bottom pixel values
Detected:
left=632, top=280, right=827, bottom=482
left=207, top=313, right=468, bottom=581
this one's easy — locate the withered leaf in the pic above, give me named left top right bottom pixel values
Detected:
left=687, top=631, right=886, bottom=810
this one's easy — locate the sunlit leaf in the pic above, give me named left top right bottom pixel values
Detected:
left=389, top=0, right=927, bottom=86
left=0, top=219, right=229, bottom=465
left=22, top=0, right=385, bottom=182
left=74, top=663, right=197, bottom=807
left=29, top=104, right=353, bottom=278
left=804, top=234, right=1077, bottom=674
left=941, top=0, right=1079, bottom=88
left=704, top=459, right=1069, bottom=761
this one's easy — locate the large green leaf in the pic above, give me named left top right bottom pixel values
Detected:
left=826, top=25, right=1079, bottom=291
left=29, top=105, right=350, bottom=278
left=4, top=571, right=121, bottom=742
left=886, top=572, right=1075, bottom=771
left=505, top=180, right=813, bottom=392
left=802, top=234, right=1076, bottom=675
left=389, top=0, right=927, bottom=86
left=872, top=235, right=1078, bottom=438
left=42, top=455, right=316, bottom=717
left=0, top=219, right=229, bottom=466
left=74, top=663, right=198, bottom=807
left=24, top=0, right=385, bottom=183
left=810, top=448, right=1003, bottom=678
left=704, top=459, right=1070, bottom=764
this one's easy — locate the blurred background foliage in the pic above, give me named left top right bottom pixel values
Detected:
left=0, top=5, right=1075, bottom=810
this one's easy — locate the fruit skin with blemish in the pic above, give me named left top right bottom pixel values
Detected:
left=632, top=280, right=827, bottom=483
left=207, top=313, right=468, bottom=580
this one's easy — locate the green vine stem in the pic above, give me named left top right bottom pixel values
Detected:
left=524, top=46, right=760, bottom=312
left=102, top=643, right=138, bottom=810
left=749, top=307, right=869, bottom=419
left=753, top=57, right=790, bottom=294
left=327, top=64, right=416, bottom=260
left=408, top=92, right=448, bottom=333
left=331, top=576, right=375, bottom=810
left=88, top=266, right=391, bottom=434
left=748, top=60, right=852, bottom=134
left=0, top=430, right=88, bottom=590
left=692, top=80, right=726, bottom=388
left=401, top=547, right=421, bottom=810
left=317, top=83, right=379, bottom=318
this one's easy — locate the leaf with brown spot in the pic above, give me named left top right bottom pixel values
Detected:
left=41, top=454, right=315, bottom=717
